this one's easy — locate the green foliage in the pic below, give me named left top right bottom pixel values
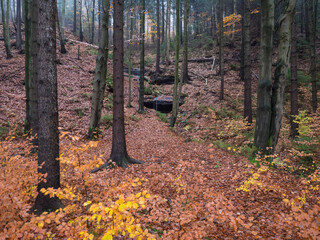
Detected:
left=106, top=76, right=113, bottom=88
left=75, top=108, right=85, bottom=117
left=108, top=51, right=113, bottom=59
left=81, top=93, right=89, bottom=99
left=0, top=126, right=9, bottom=140
left=84, top=47, right=98, bottom=56
left=156, top=111, right=169, bottom=124
left=101, top=113, right=113, bottom=128
left=145, top=56, right=153, bottom=66
left=230, top=64, right=239, bottom=71
left=144, top=87, right=153, bottom=95
left=129, top=115, right=141, bottom=122
left=293, top=110, right=311, bottom=136
left=213, top=107, right=241, bottom=120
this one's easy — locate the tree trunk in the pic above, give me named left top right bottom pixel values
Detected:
left=170, top=0, right=180, bottom=127
left=243, top=0, right=252, bottom=123
left=182, top=0, right=189, bottom=83
left=16, top=0, right=22, bottom=50
left=109, top=0, right=143, bottom=167
left=61, top=0, right=66, bottom=49
left=1, top=0, right=12, bottom=58
left=24, top=0, right=32, bottom=132
left=270, top=0, right=296, bottom=149
left=98, top=0, right=101, bottom=40
left=88, top=0, right=109, bottom=138
left=219, top=0, right=224, bottom=100
left=127, top=0, right=133, bottom=108
left=165, top=0, right=171, bottom=66
left=79, top=0, right=84, bottom=41
left=254, top=0, right=274, bottom=151
left=73, top=0, right=76, bottom=34
left=31, top=0, right=62, bottom=214
left=156, top=0, right=160, bottom=75
left=309, top=0, right=318, bottom=112
left=55, top=1, right=67, bottom=53
left=138, top=0, right=145, bottom=113
left=91, top=0, right=95, bottom=44
left=305, top=0, right=310, bottom=42
left=161, top=0, right=165, bottom=44
left=290, top=11, right=299, bottom=138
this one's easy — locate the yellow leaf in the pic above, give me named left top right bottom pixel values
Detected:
left=119, top=204, right=126, bottom=212
left=38, top=221, right=44, bottom=228
left=145, top=194, right=151, bottom=199
left=139, top=197, right=145, bottom=205
left=102, top=234, right=113, bottom=240
left=133, top=203, right=138, bottom=209
left=135, top=192, right=141, bottom=198
left=126, top=201, right=133, bottom=208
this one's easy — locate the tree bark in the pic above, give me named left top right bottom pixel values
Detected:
left=219, top=0, right=224, bottom=100
left=290, top=11, right=299, bottom=138
left=170, top=0, right=180, bottom=127
left=31, top=0, right=62, bottom=214
left=270, top=0, right=296, bottom=150
left=161, top=0, right=165, bottom=44
left=182, top=0, right=189, bottom=83
left=138, top=0, right=145, bottom=113
left=243, top=0, right=252, bottom=123
left=254, top=0, right=274, bottom=151
left=55, top=1, right=67, bottom=53
left=1, top=0, right=13, bottom=58
left=88, top=0, right=109, bottom=138
left=79, top=0, right=84, bottom=41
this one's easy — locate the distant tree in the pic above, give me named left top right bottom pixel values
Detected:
left=127, top=0, right=133, bottom=108
left=88, top=0, right=110, bottom=138
left=79, top=0, right=84, bottom=41
left=31, top=0, right=62, bottom=214
left=16, top=0, right=22, bottom=50
left=243, top=0, right=252, bottom=123
left=91, top=0, right=95, bottom=43
left=73, top=0, right=77, bottom=33
left=61, top=0, right=66, bottom=51
left=155, top=0, right=160, bottom=76
left=309, top=0, right=318, bottom=112
left=165, top=0, right=171, bottom=66
left=290, top=10, right=298, bottom=138
left=55, top=1, right=67, bottom=53
left=138, top=0, right=145, bottom=113
left=1, top=0, right=13, bottom=58
left=170, top=0, right=180, bottom=127
left=219, top=0, right=224, bottom=100
left=24, top=0, right=32, bottom=132
left=182, top=0, right=189, bottom=83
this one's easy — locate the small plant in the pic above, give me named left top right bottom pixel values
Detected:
left=0, top=126, right=9, bottom=140
left=81, top=93, right=89, bottom=99
left=75, top=108, right=85, bottom=117
left=101, top=113, right=113, bottom=128
left=156, top=111, right=169, bottom=123
left=144, top=87, right=153, bottom=95
left=129, top=115, right=140, bottom=122
left=230, top=64, right=239, bottom=71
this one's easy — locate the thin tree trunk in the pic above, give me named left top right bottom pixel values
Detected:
left=305, top=0, right=310, bottom=42
left=55, top=1, right=67, bottom=53
left=165, top=0, right=170, bottom=65
left=73, top=0, right=76, bottom=34
left=88, top=0, right=109, bottom=138
left=270, top=0, right=296, bottom=149
left=24, top=0, right=32, bottom=132
left=309, top=0, right=318, bottom=112
left=254, top=0, right=274, bottom=151
left=138, top=0, right=145, bottom=113
left=79, top=0, right=83, bottom=41
left=98, top=0, right=101, bottom=40
left=61, top=0, right=66, bottom=46
left=161, top=0, right=165, bottom=44
left=182, top=0, right=189, bottom=83
left=31, top=0, right=62, bottom=214
left=219, top=0, right=224, bottom=100
left=1, top=0, right=12, bottom=58
left=170, top=0, right=180, bottom=127
left=243, top=0, right=252, bottom=123
left=156, top=0, right=160, bottom=76
left=91, top=0, right=95, bottom=43
left=127, top=0, right=133, bottom=108
left=290, top=11, right=299, bottom=138
left=16, top=0, right=22, bottom=49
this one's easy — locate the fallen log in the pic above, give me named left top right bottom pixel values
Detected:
left=66, top=38, right=98, bottom=49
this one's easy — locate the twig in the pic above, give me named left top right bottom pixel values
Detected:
left=211, top=57, right=216, bottom=71
left=251, top=70, right=259, bottom=80
left=189, top=70, right=207, bottom=84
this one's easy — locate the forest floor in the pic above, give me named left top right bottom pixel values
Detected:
left=1, top=29, right=320, bottom=239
